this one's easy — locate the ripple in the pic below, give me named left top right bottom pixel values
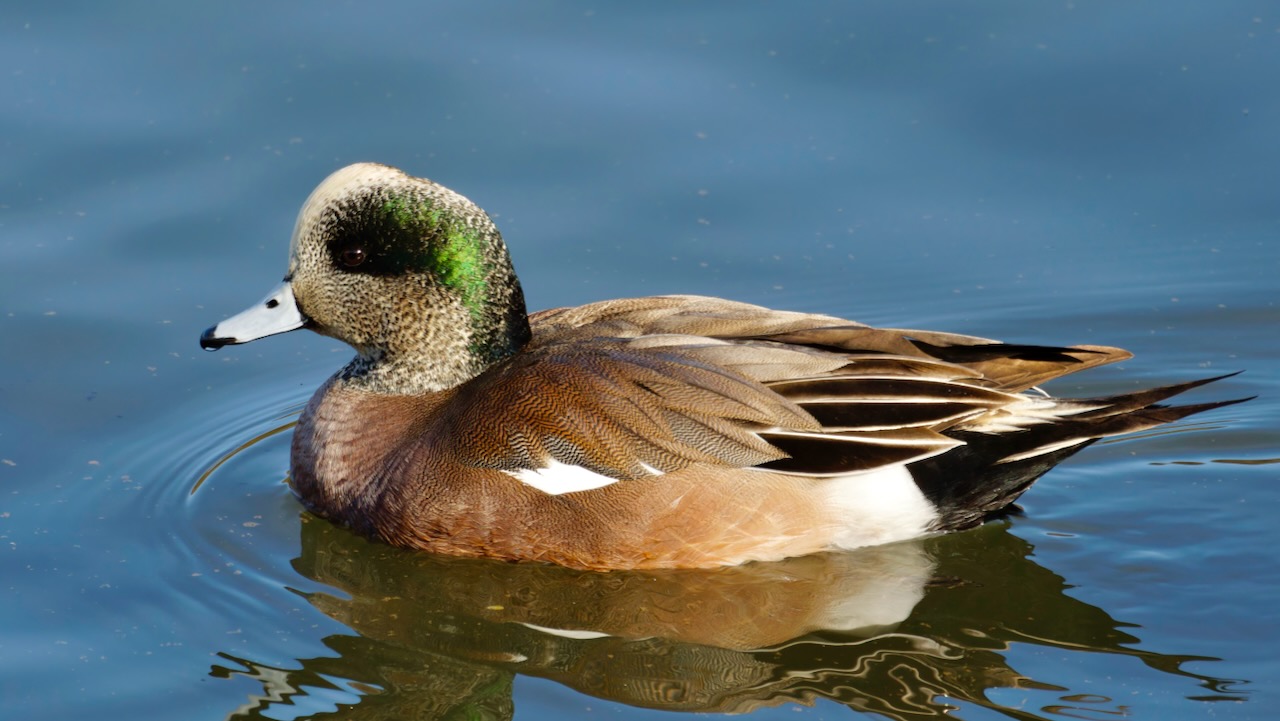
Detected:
left=108, top=377, right=320, bottom=623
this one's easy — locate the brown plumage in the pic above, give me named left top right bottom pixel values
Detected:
left=202, top=163, right=1248, bottom=570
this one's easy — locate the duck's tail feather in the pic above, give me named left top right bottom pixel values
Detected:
left=910, top=373, right=1250, bottom=531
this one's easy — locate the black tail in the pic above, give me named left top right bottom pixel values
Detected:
left=910, top=374, right=1251, bottom=531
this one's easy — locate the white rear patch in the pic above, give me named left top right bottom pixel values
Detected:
left=822, top=464, right=938, bottom=550
left=504, top=459, right=622, bottom=495
left=813, top=540, right=935, bottom=632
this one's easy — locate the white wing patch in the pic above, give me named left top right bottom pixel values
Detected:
left=503, top=458, right=659, bottom=495
left=519, top=622, right=613, bottom=640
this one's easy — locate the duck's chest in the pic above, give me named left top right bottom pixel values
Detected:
left=289, top=380, right=451, bottom=536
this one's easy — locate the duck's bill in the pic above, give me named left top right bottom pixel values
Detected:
left=200, top=281, right=307, bottom=350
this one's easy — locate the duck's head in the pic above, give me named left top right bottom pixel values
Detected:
left=201, top=163, right=531, bottom=393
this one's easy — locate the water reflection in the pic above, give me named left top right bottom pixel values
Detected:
left=213, top=518, right=1247, bottom=719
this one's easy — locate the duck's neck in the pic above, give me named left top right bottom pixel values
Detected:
left=337, top=299, right=532, bottom=396
left=337, top=349, right=483, bottom=395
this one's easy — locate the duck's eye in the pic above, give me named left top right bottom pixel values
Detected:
left=340, top=247, right=367, bottom=268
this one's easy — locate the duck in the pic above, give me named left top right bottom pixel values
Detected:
left=201, top=162, right=1245, bottom=570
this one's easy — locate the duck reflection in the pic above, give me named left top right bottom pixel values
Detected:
left=213, top=518, right=1245, bottom=719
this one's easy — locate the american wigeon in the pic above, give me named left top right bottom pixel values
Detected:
left=201, top=163, right=1245, bottom=570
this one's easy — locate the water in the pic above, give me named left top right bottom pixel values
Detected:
left=2, top=2, right=1277, bottom=719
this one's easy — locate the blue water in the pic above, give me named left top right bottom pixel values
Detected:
left=2, top=3, right=1277, bottom=719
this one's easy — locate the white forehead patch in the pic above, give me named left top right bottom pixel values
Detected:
left=288, top=163, right=407, bottom=261
left=309, top=163, right=404, bottom=206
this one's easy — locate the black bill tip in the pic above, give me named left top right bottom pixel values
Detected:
left=200, top=326, right=232, bottom=351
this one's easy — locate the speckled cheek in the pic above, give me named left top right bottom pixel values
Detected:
left=286, top=207, right=319, bottom=275
left=290, top=224, right=327, bottom=277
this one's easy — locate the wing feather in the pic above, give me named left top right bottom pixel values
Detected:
left=449, top=295, right=1152, bottom=487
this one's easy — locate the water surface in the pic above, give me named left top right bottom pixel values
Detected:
left=1, top=3, right=1277, bottom=719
